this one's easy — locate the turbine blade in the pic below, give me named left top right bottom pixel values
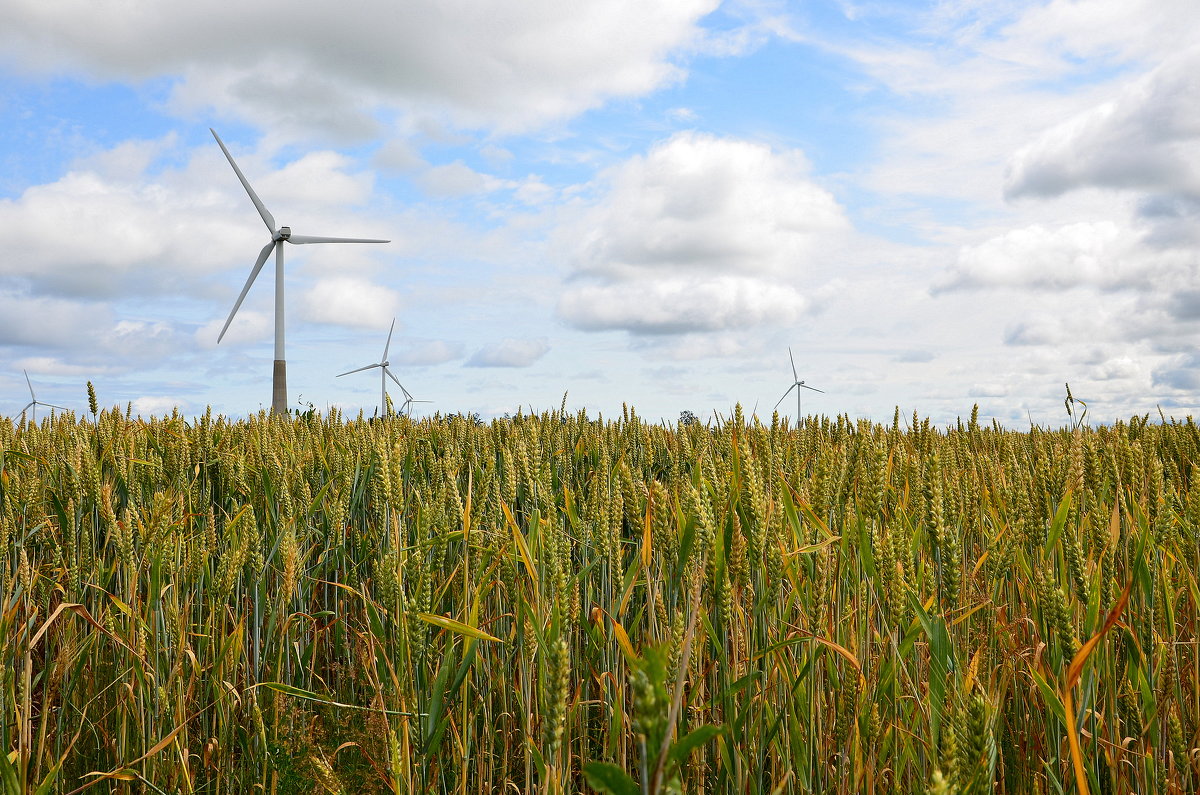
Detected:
left=21, top=401, right=34, bottom=414
left=788, top=347, right=797, bottom=381
left=286, top=234, right=390, bottom=244
left=24, top=369, right=34, bottom=400
left=383, top=318, right=395, bottom=360
left=217, top=240, right=276, bottom=343
left=773, top=384, right=797, bottom=410
left=210, top=129, right=276, bottom=233
left=337, top=363, right=381, bottom=377
left=41, top=402, right=68, bottom=411
left=800, top=384, right=824, bottom=393
left=385, top=367, right=406, bottom=391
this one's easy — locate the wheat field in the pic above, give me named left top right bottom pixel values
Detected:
left=0, top=403, right=1197, bottom=793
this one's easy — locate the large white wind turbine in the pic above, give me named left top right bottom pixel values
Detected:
left=20, top=370, right=66, bottom=422
left=336, top=319, right=430, bottom=417
left=774, top=347, right=823, bottom=424
left=211, top=129, right=389, bottom=414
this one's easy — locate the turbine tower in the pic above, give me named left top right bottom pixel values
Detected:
left=774, top=347, right=823, bottom=425
left=19, top=370, right=66, bottom=423
left=336, top=319, right=429, bottom=417
left=211, top=129, right=389, bottom=414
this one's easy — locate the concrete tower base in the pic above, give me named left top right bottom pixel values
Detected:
left=272, top=360, right=287, bottom=414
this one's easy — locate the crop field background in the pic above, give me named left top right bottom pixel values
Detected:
left=0, top=405, right=1197, bottom=794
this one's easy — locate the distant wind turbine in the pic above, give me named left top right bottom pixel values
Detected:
left=211, top=128, right=389, bottom=414
left=20, top=370, right=66, bottom=422
left=336, top=319, right=430, bottom=417
left=774, top=347, right=823, bottom=424
left=397, top=384, right=431, bottom=418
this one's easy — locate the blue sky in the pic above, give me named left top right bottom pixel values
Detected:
left=2, top=0, right=1199, bottom=425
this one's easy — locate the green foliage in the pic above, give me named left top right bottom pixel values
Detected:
left=0, top=405, right=1195, bottom=793
left=583, top=762, right=640, bottom=795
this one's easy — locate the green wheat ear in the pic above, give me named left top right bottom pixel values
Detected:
left=86, top=381, right=98, bottom=418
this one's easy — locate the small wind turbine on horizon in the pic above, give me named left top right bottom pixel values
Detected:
left=336, top=319, right=430, bottom=417
left=774, top=347, right=823, bottom=424
left=19, top=370, right=66, bottom=422
left=211, top=128, right=389, bottom=414
left=396, top=383, right=431, bottom=417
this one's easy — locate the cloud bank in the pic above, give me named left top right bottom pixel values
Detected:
left=0, top=0, right=721, bottom=136
left=466, top=339, right=549, bottom=368
left=557, top=132, right=846, bottom=337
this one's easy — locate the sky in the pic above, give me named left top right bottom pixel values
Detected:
left=2, top=0, right=1199, bottom=426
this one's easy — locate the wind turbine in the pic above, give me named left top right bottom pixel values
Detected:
left=397, top=383, right=431, bottom=417
left=211, top=128, right=389, bottom=414
left=336, top=319, right=429, bottom=417
left=19, top=370, right=66, bottom=422
left=774, top=347, right=823, bottom=424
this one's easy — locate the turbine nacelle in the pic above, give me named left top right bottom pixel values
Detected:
left=275, top=226, right=291, bottom=241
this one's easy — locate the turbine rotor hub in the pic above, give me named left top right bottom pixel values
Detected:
left=276, top=226, right=291, bottom=240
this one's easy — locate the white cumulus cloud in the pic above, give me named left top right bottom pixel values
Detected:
left=557, top=132, right=847, bottom=337
left=417, top=161, right=502, bottom=198
left=298, top=278, right=402, bottom=329
left=466, top=338, right=549, bottom=368
left=0, top=291, right=112, bottom=347
left=195, top=311, right=271, bottom=349
left=561, top=277, right=809, bottom=335
left=14, top=356, right=101, bottom=377
left=0, top=0, right=721, bottom=136
left=940, top=221, right=1141, bottom=291
left=1005, top=46, right=1200, bottom=200
left=391, top=339, right=463, bottom=366
left=0, top=167, right=245, bottom=298
left=131, top=396, right=184, bottom=417
left=258, top=151, right=376, bottom=208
